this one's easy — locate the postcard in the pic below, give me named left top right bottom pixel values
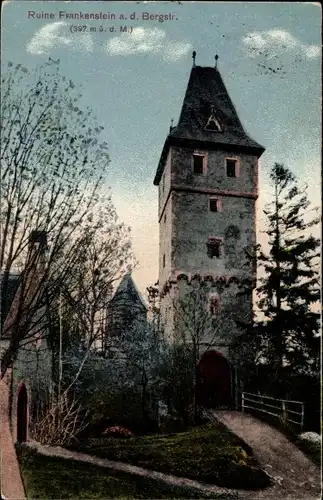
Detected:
left=1, top=2, right=321, bottom=499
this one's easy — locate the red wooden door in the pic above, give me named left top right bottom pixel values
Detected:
left=196, top=351, right=232, bottom=408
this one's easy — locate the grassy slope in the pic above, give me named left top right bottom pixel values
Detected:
left=17, top=445, right=237, bottom=499
left=72, top=422, right=271, bottom=490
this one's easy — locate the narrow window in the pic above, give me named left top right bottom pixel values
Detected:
left=209, top=198, right=221, bottom=212
left=206, top=237, right=221, bottom=258
left=164, top=213, right=166, bottom=223
left=193, top=154, right=204, bottom=174
left=226, top=159, right=237, bottom=178
left=162, top=254, right=165, bottom=268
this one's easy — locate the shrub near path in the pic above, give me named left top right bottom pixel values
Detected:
left=70, top=423, right=270, bottom=490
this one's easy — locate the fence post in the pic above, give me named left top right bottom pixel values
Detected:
left=282, top=400, right=287, bottom=424
left=300, top=403, right=304, bottom=432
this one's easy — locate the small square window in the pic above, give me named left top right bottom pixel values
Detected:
left=193, top=155, right=204, bottom=174
left=207, top=243, right=220, bottom=258
left=226, top=159, right=237, bottom=178
left=209, top=198, right=221, bottom=212
left=162, top=254, right=165, bottom=268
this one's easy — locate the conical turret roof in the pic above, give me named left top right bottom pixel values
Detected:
left=111, top=272, right=148, bottom=311
left=154, top=65, right=265, bottom=185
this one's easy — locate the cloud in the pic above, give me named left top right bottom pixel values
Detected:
left=27, top=22, right=94, bottom=55
left=106, top=27, right=192, bottom=62
left=27, top=23, right=191, bottom=62
left=242, top=29, right=320, bottom=59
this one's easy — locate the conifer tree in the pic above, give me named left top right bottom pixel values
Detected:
left=256, top=163, right=320, bottom=386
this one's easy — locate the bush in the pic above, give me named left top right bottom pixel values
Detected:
left=296, top=432, right=321, bottom=466
left=298, top=432, right=321, bottom=444
left=29, top=392, right=88, bottom=446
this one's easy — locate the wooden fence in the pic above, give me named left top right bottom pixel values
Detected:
left=241, top=391, right=304, bottom=431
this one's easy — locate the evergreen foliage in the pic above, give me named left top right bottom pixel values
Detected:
left=256, top=163, right=320, bottom=381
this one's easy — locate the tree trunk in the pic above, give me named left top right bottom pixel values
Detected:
left=192, top=341, right=199, bottom=424
left=274, top=180, right=283, bottom=373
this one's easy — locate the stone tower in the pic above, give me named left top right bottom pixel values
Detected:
left=153, top=59, right=265, bottom=405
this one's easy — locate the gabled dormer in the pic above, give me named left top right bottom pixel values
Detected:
left=205, top=105, right=223, bottom=132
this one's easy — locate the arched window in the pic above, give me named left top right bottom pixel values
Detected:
left=17, top=383, right=28, bottom=443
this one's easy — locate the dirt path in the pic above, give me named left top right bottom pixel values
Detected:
left=212, top=410, right=321, bottom=500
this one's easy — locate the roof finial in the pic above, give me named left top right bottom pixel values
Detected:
left=169, top=118, right=174, bottom=132
left=192, top=51, right=196, bottom=67
left=214, top=54, right=219, bottom=69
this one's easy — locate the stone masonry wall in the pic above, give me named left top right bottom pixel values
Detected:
left=171, top=146, right=257, bottom=193
left=159, top=149, right=173, bottom=289
left=158, top=145, right=257, bottom=356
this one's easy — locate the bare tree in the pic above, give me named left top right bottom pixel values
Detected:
left=117, top=321, right=163, bottom=430
left=0, top=60, right=133, bottom=379
left=172, top=279, right=246, bottom=420
left=30, top=391, right=89, bottom=446
left=62, top=226, right=135, bottom=341
left=174, top=280, right=239, bottom=360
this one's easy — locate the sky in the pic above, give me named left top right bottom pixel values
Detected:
left=2, top=1, right=321, bottom=298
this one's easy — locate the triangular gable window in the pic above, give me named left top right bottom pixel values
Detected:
left=205, top=106, right=222, bottom=132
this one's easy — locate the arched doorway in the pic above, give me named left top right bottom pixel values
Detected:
left=196, top=351, right=232, bottom=408
left=17, top=384, right=28, bottom=443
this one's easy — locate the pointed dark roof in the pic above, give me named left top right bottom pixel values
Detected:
left=1, top=231, right=49, bottom=339
left=0, top=271, right=20, bottom=329
left=154, top=65, right=265, bottom=185
left=111, top=272, right=148, bottom=311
